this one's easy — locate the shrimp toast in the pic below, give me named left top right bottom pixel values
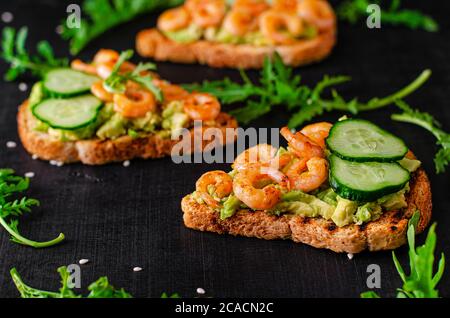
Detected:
left=181, top=122, right=432, bottom=253
left=136, top=0, right=336, bottom=69
left=17, top=49, right=238, bottom=165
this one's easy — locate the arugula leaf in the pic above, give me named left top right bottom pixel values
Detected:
left=161, top=292, right=181, bottom=298
left=61, top=0, right=184, bottom=54
left=185, top=53, right=431, bottom=128
left=1, top=27, right=67, bottom=81
left=103, top=50, right=162, bottom=102
left=11, top=267, right=132, bottom=298
left=0, top=168, right=65, bottom=248
left=391, top=100, right=449, bottom=173
left=361, top=210, right=446, bottom=298
left=338, top=0, right=438, bottom=32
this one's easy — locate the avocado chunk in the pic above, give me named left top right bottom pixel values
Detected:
left=163, top=24, right=203, bottom=43
left=331, top=196, right=358, bottom=227
left=398, top=157, right=421, bottom=172
left=354, top=202, right=382, bottom=224
left=220, top=195, right=241, bottom=220
left=276, top=190, right=335, bottom=219
left=96, top=113, right=127, bottom=140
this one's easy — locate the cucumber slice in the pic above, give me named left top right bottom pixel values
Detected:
left=326, top=119, right=408, bottom=162
left=329, top=155, right=410, bottom=202
left=32, top=95, right=103, bottom=130
left=43, top=68, right=99, bottom=97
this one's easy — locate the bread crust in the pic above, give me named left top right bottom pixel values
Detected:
left=17, top=102, right=238, bottom=165
left=181, top=168, right=432, bottom=253
left=136, top=28, right=336, bottom=69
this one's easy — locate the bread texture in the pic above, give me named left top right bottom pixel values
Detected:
left=136, top=28, right=336, bottom=69
left=181, top=166, right=432, bottom=253
left=17, top=101, right=238, bottom=165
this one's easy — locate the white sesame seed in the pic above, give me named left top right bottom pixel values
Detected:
left=55, top=25, right=63, bottom=34
left=133, top=267, right=142, bottom=272
left=1, top=12, right=13, bottom=23
left=25, top=172, right=35, bottom=178
left=347, top=253, right=354, bottom=260
left=56, top=161, right=64, bottom=167
left=123, top=160, right=131, bottom=167
left=50, top=160, right=58, bottom=166
left=32, top=154, right=38, bottom=160
left=18, top=82, right=28, bottom=92
left=6, top=141, right=17, bottom=148
left=196, top=288, right=206, bottom=295
left=79, top=259, right=89, bottom=265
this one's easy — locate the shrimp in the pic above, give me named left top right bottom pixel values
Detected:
left=93, top=49, right=120, bottom=65
left=113, top=83, right=157, bottom=118
left=196, top=170, right=233, bottom=208
left=233, top=0, right=270, bottom=17
left=91, top=81, right=113, bottom=102
left=233, top=164, right=288, bottom=210
left=233, top=144, right=292, bottom=171
left=71, top=59, right=97, bottom=75
left=297, top=0, right=335, bottom=32
left=280, top=126, right=324, bottom=159
left=300, top=122, right=332, bottom=149
left=259, top=10, right=304, bottom=45
left=157, top=7, right=191, bottom=32
left=286, top=157, right=328, bottom=192
left=186, top=0, right=226, bottom=28
left=153, top=79, right=190, bottom=103
left=223, top=9, right=258, bottom=37
left=272, top=0, right=299, bottom=12
left=183, top=93, right=221, bottom=121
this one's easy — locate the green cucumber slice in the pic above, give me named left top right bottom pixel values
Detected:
left=329, top=154, right=410, bottom=202
left=43, top=68, right=99, bottom=97
left=326, top=119, right=408, bottom=162
left=32, top=95, right=103, bottom=130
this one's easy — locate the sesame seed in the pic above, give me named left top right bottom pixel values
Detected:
left=1, top=12, right=13, bottom=23
left=347, top=253, right=354, bottom=260
left=32, top=154, right=38, bottom=160
left=6, top=141, right=17, bottom=148
left=55, top=25, right=63, bottom=34
left=79, top=259, right=89, bottom=265
left=18, top=83, right=28, bottom=92
left=25, top=172, right=35, bottom=178
left=56, top=161, right=64, bottom=167
left=49, top=160, right=58, bottom=166
left=123, top=160, right=131, bottom=167
left=196, top=288, right=206, bottom=295
left=133, top=267, right=143, bottom=272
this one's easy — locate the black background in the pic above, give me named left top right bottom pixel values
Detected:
left=0, top=0, right=449, bottom=298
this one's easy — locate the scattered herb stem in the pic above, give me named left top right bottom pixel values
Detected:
left=338, top=0, right=439, bottom=32
left=184, top=53, right=431, bottom=129
left=391, top=101, right=449, bottom=174
left=0, top=169, right=65, bottom=248
left=361, top=211, right=446, bottom=298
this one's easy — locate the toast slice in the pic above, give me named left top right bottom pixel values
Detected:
left=181, top=162, right=432, bottom=254
left=136, top=28, right=336, bottom=69
left=18, top=101, right=238, bottom=165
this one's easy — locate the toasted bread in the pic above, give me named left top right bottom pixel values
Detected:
left=181, top=165, right=432, bottom=253
left=136, top=28, right=336, bottom=69
left=17, top=101, right=238, bottom=165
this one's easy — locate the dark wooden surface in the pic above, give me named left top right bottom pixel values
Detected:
left=0, top=0, right=449, bottom=298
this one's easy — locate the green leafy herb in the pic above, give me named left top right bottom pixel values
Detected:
left=1, top=27, right=67, bottom=81
left=161, top=292, right=181, bottom=298
left=338, top=0, right=439, bottom=32
left=11, top=266, right=132, bottom=298
left=103, top=49, right=162, bottom=102
left=361, top=210, right=445, bottom=298
left=184, top=53, right=431, bottom=128
left=61, top=0, right=184, bottom=55
left=391, top=100, right=449, bottom=174
left=0, top=169, right=65, bottom=248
